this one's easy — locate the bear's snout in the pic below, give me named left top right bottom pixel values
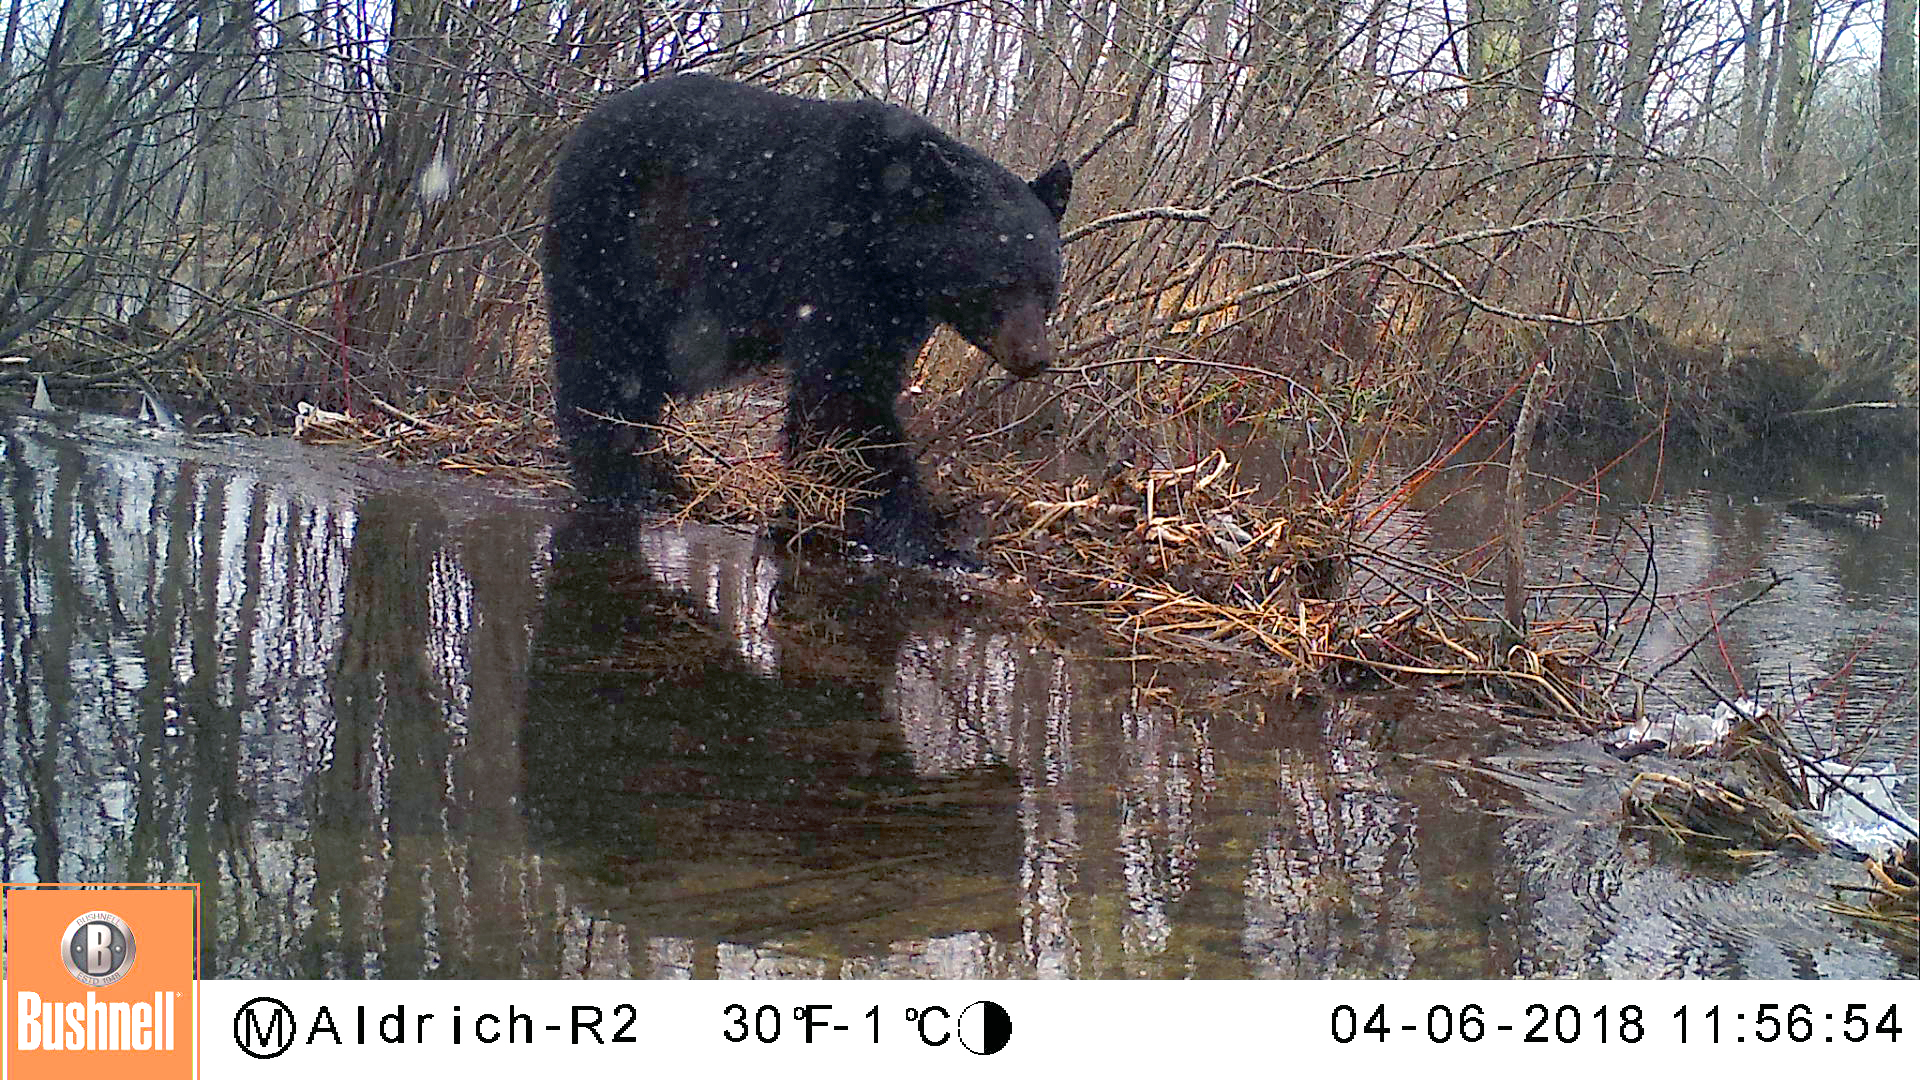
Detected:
left=992, top=337, right=1052, bottom=379
left=975, top=301, right=1055, bottom=379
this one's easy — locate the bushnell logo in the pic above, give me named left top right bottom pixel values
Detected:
left=61, top=911, right=137, bottom=987
left=2, top=883, right=198, bottom=1078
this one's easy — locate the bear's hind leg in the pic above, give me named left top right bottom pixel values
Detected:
left=551, top=317, right=688, bottom=507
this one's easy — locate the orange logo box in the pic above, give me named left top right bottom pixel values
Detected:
left=2, top=884, right=199, bottom=1080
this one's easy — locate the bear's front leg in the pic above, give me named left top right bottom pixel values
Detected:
left=783, top=320, right=969, bottom=567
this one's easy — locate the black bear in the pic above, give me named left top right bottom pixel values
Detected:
left=543, top=74, right=1071, bottom=565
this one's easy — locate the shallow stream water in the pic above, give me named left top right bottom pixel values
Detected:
left=1, top=409, right=1912, bottom=978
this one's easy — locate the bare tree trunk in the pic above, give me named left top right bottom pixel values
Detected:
left=1884, top=0, right=1917, bottom=152
left=1768, top=0, right=1814, bottom=190
left=1756, top=0, right=1787, bottom=168
left=1010, top=0, right=1046, bottom=132
left=1612, top=0, right=1665, bottom=199
left=1467, top=0, right=1541, bottom=145
left=975, top=7, right=1005, bottom=139
left=341, top=0, right=453, bottom=395
left=1184, top=0, right=1234, bottom=166
left=1553, top=0, right=1603, bottom=317
left=3, top=0, right=107, bottom=331
left=192, top=0, right=252, bottom=311
left=1566, top=0, right=1600, bottom=156
left=0, top=0, right=22, bottom=98
left=1515, top=0, right=1555, bottom=143
left=1735, top=0, right=1773, bottom=176
left=269, top=0, right=314, bottom=232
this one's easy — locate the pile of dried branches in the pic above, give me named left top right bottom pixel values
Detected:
left=1623, top=772, right=1828, bottom=854
left=292, top=396, right=567, bottom=487
left=1621, top=709, right=1827, bottom=854
left=969, top=448, right=1344, bottom=672
left=639, top=387, right=878, bottom=544
left=632, top=395, right=1361, bottom=685
left=1311, top=571, right=1605, bottom=720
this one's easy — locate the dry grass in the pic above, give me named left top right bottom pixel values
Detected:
left=644, top=384, right=877, bottom=544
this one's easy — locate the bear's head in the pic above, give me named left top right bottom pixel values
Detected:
left=932, top=158, right=1071, bottom=380
left=854, top=112, right=1072, bottom=379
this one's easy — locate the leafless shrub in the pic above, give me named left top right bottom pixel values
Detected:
left=0, top=0, right=1906, bottom=454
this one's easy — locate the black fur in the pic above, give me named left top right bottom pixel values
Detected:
left=543, top=74, right=1071, bottom=564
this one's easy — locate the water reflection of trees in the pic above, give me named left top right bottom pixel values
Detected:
left=7, top=418, right=1905, bottom=977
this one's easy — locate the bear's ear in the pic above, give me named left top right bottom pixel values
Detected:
left=1030, top=161, right=1071, bottom=222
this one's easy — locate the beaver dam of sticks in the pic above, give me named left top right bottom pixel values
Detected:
left=293, top=379, right=1601, bottom=722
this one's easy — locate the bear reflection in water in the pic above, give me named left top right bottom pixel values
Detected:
left=522, top=511, right=1020, bottom=942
